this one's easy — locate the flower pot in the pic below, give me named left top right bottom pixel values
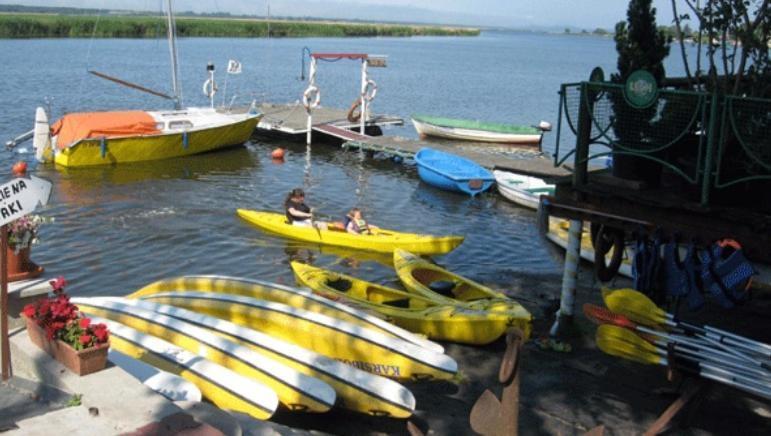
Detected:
left=4, top=246, right=44, bottom=282
left=23, top=316, right=109, bottom=376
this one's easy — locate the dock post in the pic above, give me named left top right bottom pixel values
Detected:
left=550, top=219, right=582, bottom=338
left=360, top=58, right=367, bottom=135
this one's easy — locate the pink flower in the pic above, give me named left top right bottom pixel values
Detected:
left=50, top=276, right=67, bottom=294
left=79, top=318, right=91, bottom=329
left=79, top=334, right=93, bottom=346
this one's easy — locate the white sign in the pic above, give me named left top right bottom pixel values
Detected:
left=227, top=59, right=242, bottom=74
left=0, top=175, right=52, bottom=227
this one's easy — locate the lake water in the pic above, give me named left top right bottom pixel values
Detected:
left=0, top=31, right=691, bottom=299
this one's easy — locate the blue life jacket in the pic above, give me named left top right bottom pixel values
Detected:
left=662, top=241, right=704, bottom=310
left=699, top=239, right=755, bottom=308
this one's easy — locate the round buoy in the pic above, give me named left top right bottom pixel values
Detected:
left=12, top=161, right=27, bottom=176
left=271, top=148, right=285, bottom=160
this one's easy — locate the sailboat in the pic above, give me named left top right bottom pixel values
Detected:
left=32, top=0, right=261, bottom=167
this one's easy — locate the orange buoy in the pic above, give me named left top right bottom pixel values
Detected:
left=271, top=148, right=285, bottom=160
left=12, top=161, right=27, bottom=176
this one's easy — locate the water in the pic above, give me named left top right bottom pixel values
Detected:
left=0, top=31, right=691, bottom=299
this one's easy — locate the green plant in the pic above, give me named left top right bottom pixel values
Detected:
left=66, top=394, right=82, bottom=407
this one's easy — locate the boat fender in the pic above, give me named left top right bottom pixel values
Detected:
left=202, top=77, right=217, bottom=98
left=33, top=107, right=52, bottom=163
left=591, top=224, right=625, bottom=282
left=303, top=86, right=320, bottom=111
left=100, top=137, right=107, bottom=158
left=347, top=99, right=362, bottom=123
left=182, top=131, right=189, bottom=149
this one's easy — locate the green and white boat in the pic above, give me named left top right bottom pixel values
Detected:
left=411, top=114, right=548, bottom=145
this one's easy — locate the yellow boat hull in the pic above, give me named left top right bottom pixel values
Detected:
left=129, top=275, right=445, bottom=354
left=88, top=316, right=278, bottom=420
left=140, top=292, right=457, bottom=381
left=76, top=298, right=335, bottom=413
left=291, top=262, right=515, bottom=345
left=237, top=209, right=464, bottom=255
left=393, top=249, right=532, bottom=339
left=54, top=115, right=259, bottom=167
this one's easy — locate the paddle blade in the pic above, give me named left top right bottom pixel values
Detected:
left=596, top=325, right=663, bottom=365
left=583, top=304, right=638, bottom=329
left=603, top=288, right=668, bottom=327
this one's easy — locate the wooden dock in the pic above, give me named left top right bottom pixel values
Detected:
left=234, top=102, right=568, bottom=178
left=250, top=103, right=403, bottom=135
left=342, top=135, right=570, bottom=179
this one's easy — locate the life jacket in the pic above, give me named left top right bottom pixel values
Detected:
left=662, top=241, right=704, bottom=310
left=343, top=215, right=370, bottom=234
left=285, top=199, right=310, bottom=223
left=699, top=239, right=755, bottom=308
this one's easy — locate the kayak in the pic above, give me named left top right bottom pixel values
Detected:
left=108, top=349, right=203, bottom=402
left=236, top=209, right=464, bottom=255
left=129, top=275, right=444, bottom=354
left=392, top=249, right=532, bottom=339
left=138, top=291, right=458, bottom=381
left=291, top=262, right=515, bottom=345
left=83, top=316, right=278, bottom=421
left=546, top=218, right=633, bottom=278
left=118, top=297, right=416, bottom=417
left=74, top=297, right=337, bottom=413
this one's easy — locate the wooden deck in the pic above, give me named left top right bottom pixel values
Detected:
left=244, top=103, right=403, bottom=135
left=342, top=135, right=570, bottom=178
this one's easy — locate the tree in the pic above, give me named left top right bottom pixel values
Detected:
left=611, top=0, right=671, bottom=85
left=609, top=0, right=672, bottom=182
left=671, top=0, right=770, bottom=97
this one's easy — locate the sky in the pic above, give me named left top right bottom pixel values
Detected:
left=2, top=1, right=681, bottom=30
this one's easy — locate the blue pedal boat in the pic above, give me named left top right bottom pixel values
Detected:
left=414, top=148, right=495, bottom=197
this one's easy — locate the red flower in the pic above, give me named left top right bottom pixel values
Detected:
left=22, top=304, right=36, bottom=319
left=79, top=334, right=93, bottom=346
left=79, top=318, right=91, bottom=329
left=92, top=324, right=109, bottom=343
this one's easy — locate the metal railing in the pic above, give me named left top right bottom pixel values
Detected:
left=554, top=79, right=770, bottom=206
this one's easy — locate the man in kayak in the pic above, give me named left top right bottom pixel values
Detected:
left=285, top=188, right=327, bottom=229
left=344, top=208, right=378, bottom=234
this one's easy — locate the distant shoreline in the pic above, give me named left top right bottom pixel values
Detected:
left=0, top=14, right=480, bottom=38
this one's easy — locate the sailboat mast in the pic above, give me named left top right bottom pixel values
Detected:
left=166, top=0, right=182, bottom=109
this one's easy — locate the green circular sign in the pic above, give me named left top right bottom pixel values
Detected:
left=624, top=70, right=658, bottom=109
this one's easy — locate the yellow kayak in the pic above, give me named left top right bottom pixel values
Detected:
left=393, top=249, right=532, bottom=338
left=236, top=209, right=464, bottom=255
left=291, top=262, right=517, bottom=345
left=129, top=275, right=444, bottom=354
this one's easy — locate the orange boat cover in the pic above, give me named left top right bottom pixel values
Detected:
left=51, top=111, right=160, bottom=149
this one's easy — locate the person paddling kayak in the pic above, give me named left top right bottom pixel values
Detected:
left=284, top=188, right=327, bottom=229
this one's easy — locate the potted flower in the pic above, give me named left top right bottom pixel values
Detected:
left=6, top=214, right=51, bottom=281
left=21, top=277, right=110, bottom=376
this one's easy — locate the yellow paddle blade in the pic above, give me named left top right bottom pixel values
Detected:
left=602, top=288, right=668, bottom=327
left=596, top=325, right=662, bottom=365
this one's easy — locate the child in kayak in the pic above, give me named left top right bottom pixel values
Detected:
left=344, top=208, right=378, bottom=235
left=284, top=188, right=327, bottom=229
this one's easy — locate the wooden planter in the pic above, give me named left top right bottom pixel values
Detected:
left=23, top=316, right=109, bottom=376
left=5, top=246, right=44, bottom=282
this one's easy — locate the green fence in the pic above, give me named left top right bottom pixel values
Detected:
left=554, top=80, right=771, bottom=206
